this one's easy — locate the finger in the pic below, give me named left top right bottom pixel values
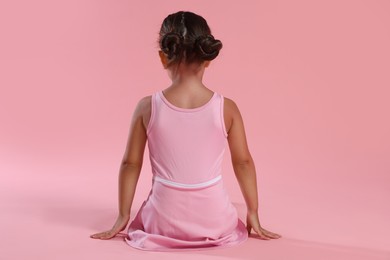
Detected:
left=100, top=231, right=116, bottom=240
left=90, top=232, right=106, bottom=239
left=269, top=232, right=282, bottom=238
left=264, top=232, right=281, bottom=239
left=256, top=232, right=271, bottom=240
left=260, top=227, right=280, bottom=236
left=253, top=228, right=271, bottom=240
left=260, top=228, right=282, bottom=239
left=90, top=230, right=115, bottom=240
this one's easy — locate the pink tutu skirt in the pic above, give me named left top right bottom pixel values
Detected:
left=125, top=176, right=248, bottom=251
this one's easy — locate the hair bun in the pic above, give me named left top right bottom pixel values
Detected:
left=194, top=34, right=223, bottom=61
left=161, top=32, right=184, bottom=60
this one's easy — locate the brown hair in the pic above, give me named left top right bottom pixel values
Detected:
left=158, top=11, right=223, bottom=68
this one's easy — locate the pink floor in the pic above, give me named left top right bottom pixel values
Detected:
left=2, top=160, right=389, bottom=260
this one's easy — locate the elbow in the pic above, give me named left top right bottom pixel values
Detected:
left=232, top=158, right=255, bottom=177
left=121, top=161, right=142, bottom=170
left=232, top=157, right=253, bottom=169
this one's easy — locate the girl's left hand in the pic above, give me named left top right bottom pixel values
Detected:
left=246, top=211, right=282, bottom=240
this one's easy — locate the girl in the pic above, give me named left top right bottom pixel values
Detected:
left=90, top=10, right=281, bottom=251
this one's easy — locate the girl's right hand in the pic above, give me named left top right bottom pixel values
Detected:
left=246, top=211, right=282, bottom=240
left=90, top=214, right=130, bottom=240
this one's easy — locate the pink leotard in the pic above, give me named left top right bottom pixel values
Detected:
left=125, top=90, right=248, bottom=251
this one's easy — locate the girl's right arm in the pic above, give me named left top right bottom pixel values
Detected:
left=224, top=97, right=281, bottom=240
left=90, top=96, right=151, bottom=240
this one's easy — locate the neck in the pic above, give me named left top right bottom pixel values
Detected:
left=168, top=62, right=206, bottom=89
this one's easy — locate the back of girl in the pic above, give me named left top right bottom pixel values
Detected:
left=90, top=10, right=281, bottom=251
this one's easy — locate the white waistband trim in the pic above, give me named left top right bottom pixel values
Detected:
left=153, top=175, right=222, bottom=188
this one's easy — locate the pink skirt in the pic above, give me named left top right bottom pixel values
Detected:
left=125, top=176, right=248, bottom=251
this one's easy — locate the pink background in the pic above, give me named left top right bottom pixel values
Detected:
left=1, top=0, right=389, bottom=259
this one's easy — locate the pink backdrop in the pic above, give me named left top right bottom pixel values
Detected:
left=1, top=0, right=389, bottom=259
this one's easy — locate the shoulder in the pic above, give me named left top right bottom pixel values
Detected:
left=134, top=95, right=152, bottom=114
left=130, top=95, right=152, bottom=121
left=222, top=96, right=241, bottom=117
left=138, top=95, right=152, bottom=108
left=221, top=95, right=243, bottom=135
left=133, top=95, right=152, bottom=129
left=140, top=95, right=152, bottom=108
